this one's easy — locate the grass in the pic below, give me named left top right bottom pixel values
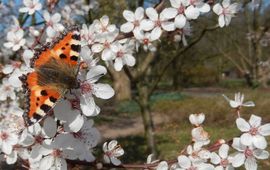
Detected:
left=115, top=92, right=185, bottom=114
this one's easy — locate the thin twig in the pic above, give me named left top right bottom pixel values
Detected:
left=149, top=25, right=219, bottom=96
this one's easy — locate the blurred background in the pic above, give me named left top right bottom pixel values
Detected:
left=1, top=0, right=270, bottom=169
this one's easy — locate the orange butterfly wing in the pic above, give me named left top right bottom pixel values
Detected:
left=20, top=26, right=81, bottom=126
left=20, top=73, right=61, bottom=125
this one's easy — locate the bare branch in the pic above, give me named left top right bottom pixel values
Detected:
left=149, top=25, right=219, bottom=95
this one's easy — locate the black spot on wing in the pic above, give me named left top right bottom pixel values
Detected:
left=40, top=104, right=52, bottom=113
left=71, top=44, right=80, bottom=52
left=60, top=54, right=67, bottom=59
left=41, top=90, right=48, bottom=96
left=49, top=96, right=57, bottom=103
left=70, top=56, right=78, bottom=61
left=33, top=113, right=42, bottom=121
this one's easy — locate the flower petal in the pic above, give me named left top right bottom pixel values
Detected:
left=253, top=135, right=267, bottom=149
left=124, top=54, right=136, bottom=67
left=185, top=6, right=200, bottom=20
left=39, top=155, right=54, bottom=170
left=253, top=149, right=269, bottom=160
left=110, top=157, right=122, bottom=166
left=120, top=22, right=135, bottom=33
left=108, top=140, right=117, bottom=150
left=80, top=94, right=100, bottom=116
left=219, top=144, right=229, bottom=159
left=92, top=83, right=115, bottom=99
left=150, top=27, right=162, bottom=41
left=86, top=65, right=107, bottom=83
left=146, top=7, right=158, bottom=21
left=218, top=15, right=225, bottom=28
left=240, top=133, right=253, bottom=146
left=42, top=116, right=57, bottom=138
left=213, top=4, right=223, bottom=15
left=236, top=118, right=250, bottom=132
left=249, top=114, right=261, bottom=128
left=177, top=155, right=191, bottom=168
left=231, top=153, right=245, bottom=167
left=64, top=114, right=84, bottom=133
left=161, top=8, right=178, bottom=19
left=123, top=10, right=135, bottom=22
left=156, top=161, right=168, bottom=170
left=244, top=157, right=257, bottom=170
left=140, top=19, right=155, bottom=31
left=210, top=152, right=220, bottom=164
left=135, top=7, right=144, bottom=21
left=258, top=123, right=270, bottom=136
left=175, top=15, right=186, bottom=29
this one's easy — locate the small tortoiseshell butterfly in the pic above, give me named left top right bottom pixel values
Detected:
left=19, top=26, right=81, bottom=126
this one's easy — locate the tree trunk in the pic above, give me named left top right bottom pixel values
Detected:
left=136, top=84, right=157, bottom=157
left=172, top=58, right=179, bottom=90
left=243, top=72, right=254, bottom=87
left=110, top=69, right=132, bottom=101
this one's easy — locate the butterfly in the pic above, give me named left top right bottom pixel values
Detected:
left=19, top=26, right=81, bottom=126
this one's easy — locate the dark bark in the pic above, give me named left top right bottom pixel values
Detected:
left=135, top=84, right=157, bottom=158
left=243, top=72, right=254, bottom=87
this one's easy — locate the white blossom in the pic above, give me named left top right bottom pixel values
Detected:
left=165, top=0, right=189, bottom=29
left=222, top=92, right=255, bottom=108
left=189, top=113, right=205, bottom=126
left=19, top=0, right=42, bottom=15
left=186, top=144, right=210, bottom=163
left=177, top=155, right=214, bottom=170
left=92, top=31, right=119, bottom=61
left=120, top=7, right=145, bottom=33
left=140, top=7, right=176, bottom=39
left=0, top=129, right=18, bottom=154
left=236, top=114, right=270, bottom=149
left=4, top=29, right=26, bottom=51
left=185, top=0, right=210, bottom=19
left=103, top=140, right=124, bottom=166
left=231, top=137, right=269, bottom=170
left=22, top=49, right=34, bottom=67
left=81, top=23, right=96, bottom=46
left=111, top=41, right=136, bottom=71
left=79, top=65, right=114, bottom=116
left=210, top=144, right=234, bottom=170
left=174, top=21, right=192, bottom=46
left=39, top=136, right=78, bottom=170
left=191, top=127, right=210, bottom=146
left=0, top=78, right=16, bottom=101
left=213, top=0, right=240, bottom=27
left=43, top=10, right=64, bottom=38
left=54, top=100, right=84, bottom=133
left=94, top=15, right=116, bottom=34
left=157, top=161, right=168, bottom=170
left=134, top=30, right=158, bottom=52
left=5, top=147, right=29, bottom=165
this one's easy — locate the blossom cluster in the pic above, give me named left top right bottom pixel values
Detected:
left=0, top=0, right=267, bottom=170
left=152, top=93, right=269, bottom=170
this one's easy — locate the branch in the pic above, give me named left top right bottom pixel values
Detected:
left=66, top=137, right=234, bottom=169
left=148, top=25, right=219, bottom=95
left=133, top=52, right=156, bottom=81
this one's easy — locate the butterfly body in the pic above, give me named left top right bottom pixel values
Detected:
left=20, top=26, right=81, bottom=126
left=36, top=57, right=79, bottom=90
